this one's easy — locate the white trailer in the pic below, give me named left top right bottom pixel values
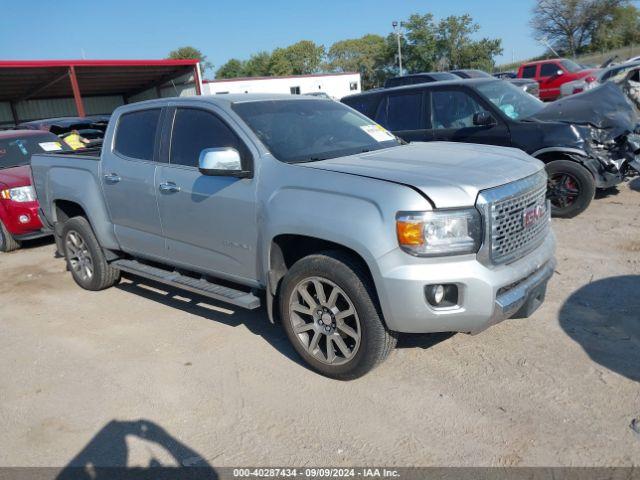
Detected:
left=203, top=72, right=361, bottom=100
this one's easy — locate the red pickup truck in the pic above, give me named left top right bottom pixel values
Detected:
left=517, top=59, right=597, bottom=101
left=0, top=130, right=70, bottom=252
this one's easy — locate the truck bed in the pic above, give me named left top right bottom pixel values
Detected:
left=31, top=149, right=103, bottom=231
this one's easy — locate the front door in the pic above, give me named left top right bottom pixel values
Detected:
left=156, top=107, right=258, bottom=282
left=430, top=88, right=511, bottom=147
left=102, top=107, right=166, bottom=259
left=538, top=62, right=563, bottom=101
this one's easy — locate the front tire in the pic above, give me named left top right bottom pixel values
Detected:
left=279, top=251, right=397, bottom=380
left=61, top=216, right=120, bottom=291
left=546, top=160, right=595, bottom=218
left=0, top=220, right=21, bottom=252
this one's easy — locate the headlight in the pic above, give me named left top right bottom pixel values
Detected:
left=0, top=186, right=37, bottom=203
left=396, top=209, right=482, bottom=257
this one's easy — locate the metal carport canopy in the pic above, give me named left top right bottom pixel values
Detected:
left=0, top=59, right=202, bottom=121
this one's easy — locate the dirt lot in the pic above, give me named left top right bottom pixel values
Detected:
left=1, top=181, right=639, bottom=470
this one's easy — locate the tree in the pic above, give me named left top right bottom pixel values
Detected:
left=591, top=4, right=640, bottom=51
left=432, top=15, right=503, bottom=70
left=167, top=46, right=213, bottom=72
left=244, top=51, right=272, bottom=77
left=402, top=14, right=438, bottom=73
left=531, top=0, right=629, bottom=56
left=395, top=13, right=502, bottom=73
left=215, top=59, right=246, bottom=79
left=282, top=40, right=325, bottom=75
left=327, top=34, right=388, bottom=89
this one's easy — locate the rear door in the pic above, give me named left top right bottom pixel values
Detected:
left=102, top=107, right=166, bottom=259
left=155, top=106, right=259, bottom=282
left=429, top=87, right=511, bottom=146
left=374, top=90, right=432, bottom=142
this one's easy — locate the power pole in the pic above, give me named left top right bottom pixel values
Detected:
left=392, top=21, right=403, bottom=76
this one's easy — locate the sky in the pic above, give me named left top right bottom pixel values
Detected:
left=0, top=0, right=543, bottom=76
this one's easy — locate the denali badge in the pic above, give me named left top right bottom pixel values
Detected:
left=522, top=204, right=546, bottom=229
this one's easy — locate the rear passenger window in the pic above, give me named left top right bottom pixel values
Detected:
left=170, top=108, right=247, bottom=168
left=540, top=63, right=559, bottom=77
left=385, top=93, right=422, bottom=131
left=522, top=65, right=537, bottom=78
left=344, top=95, right=382, bottom=118
left=114, top=109, right=161, bottom=161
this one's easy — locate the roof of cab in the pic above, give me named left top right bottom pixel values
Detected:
left=121, top=93, right=322, bottom=110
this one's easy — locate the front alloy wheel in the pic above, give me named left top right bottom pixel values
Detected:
left=289, top=276, right=362, bottom=366
left=548, top=172, right=580, bottom=209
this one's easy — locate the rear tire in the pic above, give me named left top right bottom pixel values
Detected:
left=61, top=217, right=120, bottom=291
left=545, top=160, right=595, bottom=218
left=279, top=250, right=397, bottom=380
left=0, top=220, right=21, bottom=252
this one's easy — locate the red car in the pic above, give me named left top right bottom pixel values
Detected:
left=517, top=59, right=598, bottom=101
left=0, top=130, right=70, bottom=252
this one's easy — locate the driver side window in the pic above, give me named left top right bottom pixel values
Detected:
left=170, top=108, right=249, bottom=168
left=431, top=90, right=489, bottom=130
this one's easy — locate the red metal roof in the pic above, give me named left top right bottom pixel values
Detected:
left=0, top=59, right=200, bottom=102
left=0, top=59, right=199, bottom=68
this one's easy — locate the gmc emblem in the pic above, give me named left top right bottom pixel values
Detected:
left=522, top=204, right=546, bottom=229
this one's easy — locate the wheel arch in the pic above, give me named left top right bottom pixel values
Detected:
left=266, top=234, right=381, bottom=325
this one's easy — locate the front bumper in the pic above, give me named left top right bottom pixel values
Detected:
left=1, top=200, right=45, bottom=236
left=375, top=232, right=556, bottom=334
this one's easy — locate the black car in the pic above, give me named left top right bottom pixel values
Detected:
left=451, top=69, right=540, bottom=98
left=342, top=79, right=640, bottom=218
left=493, top=71, right=517, bottom=79
left=384, top=72, right=458, bottom=88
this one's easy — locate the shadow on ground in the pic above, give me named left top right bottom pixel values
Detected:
left=116, top=275, right=304, bottom=367
left=630, top=177, right=640, bottom=191
left=397, top=332, right=455, bottom=349
left=56, top=419, right=217, bottom=479
left=595, top=186, right=621, bottom=199
left=16, top=235, right=55, bottom=250
left=116, top=275, right=453, bottom=371
left=559, top=275, right=640, bottom=382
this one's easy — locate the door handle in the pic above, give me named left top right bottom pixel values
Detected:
left=104, top=173, right=121, bottom=184
left=159, top=182, right=181, bottom=193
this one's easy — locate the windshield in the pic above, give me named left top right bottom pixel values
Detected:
left=0, top=133, right=69, bottom=169
left=561, top=60, right=583, bottom=73
left=476, top=81, right=545, bottom=120
left=232, top=99, right=402, bottom=163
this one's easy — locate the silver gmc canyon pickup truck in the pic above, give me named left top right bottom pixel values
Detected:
left=31, top=94, right=556, bottom=379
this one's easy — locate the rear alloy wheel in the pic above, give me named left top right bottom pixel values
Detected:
left=61, top=216, right=120, bottom=291
left=0, top=220, right=21, bottom=253
left=545, top=160, right=595, bottom=218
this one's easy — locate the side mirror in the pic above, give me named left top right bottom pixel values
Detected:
left=556, top=69, right=564, bottom=76
left=198, top=148, right=250, bottom=177
left=473, top=111, right=497, bottom=127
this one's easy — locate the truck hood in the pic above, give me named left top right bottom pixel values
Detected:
left=301, top=142, right=544, bottom=208
left=0, top=165, right=32, bottom=189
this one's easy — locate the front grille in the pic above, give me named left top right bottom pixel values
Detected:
left=477, top=170, right=550, bottom=265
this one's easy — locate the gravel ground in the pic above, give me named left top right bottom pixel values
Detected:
left=0, top=181, right=639, bottom=469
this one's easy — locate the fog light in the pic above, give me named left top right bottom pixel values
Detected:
left=432, top=285, right=445, bottom=304
left=425, top=284, right=459, bottom=308
left=18, top=214, right=30, bottom=224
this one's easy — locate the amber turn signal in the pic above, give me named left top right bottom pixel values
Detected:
left=396, top=221, right=424, bottom=246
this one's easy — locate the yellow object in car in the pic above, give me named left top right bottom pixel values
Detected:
left=63, top=133, right=85, bottom=150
